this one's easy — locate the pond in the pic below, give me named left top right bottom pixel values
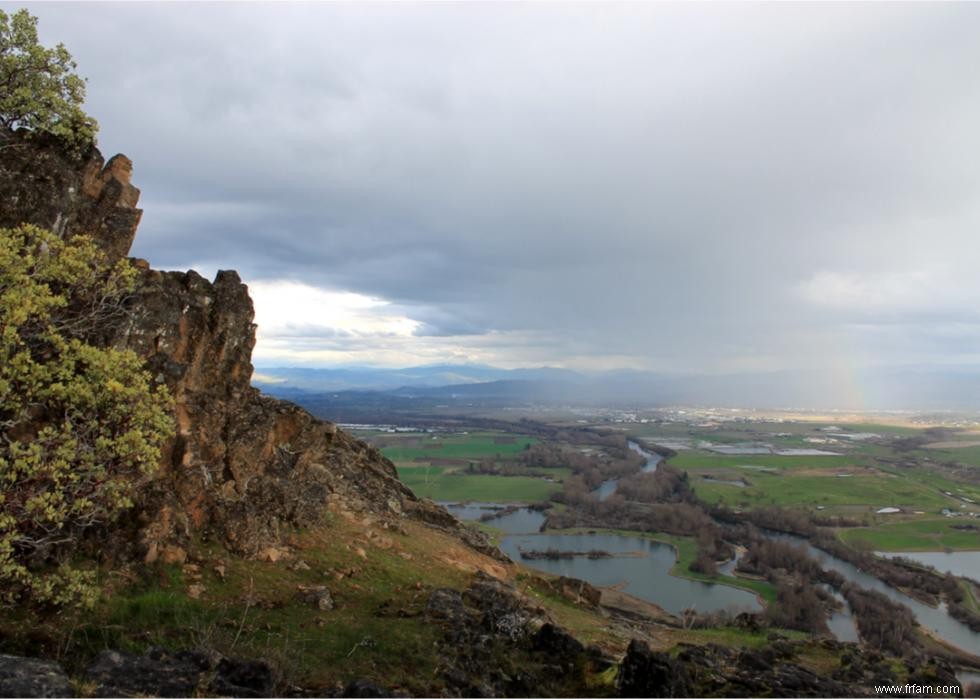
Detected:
left=498, top=531, right=762, bottom=615
left=438, top=501, right=546, bottom=534
left=444, top=501, right=761, bottom=615
left=876, top=551, right=980, bottom=582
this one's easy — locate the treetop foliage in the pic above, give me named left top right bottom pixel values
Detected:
left=0, top=224, right=173, bottom=607
left=0, top=8, right=97, bottom=153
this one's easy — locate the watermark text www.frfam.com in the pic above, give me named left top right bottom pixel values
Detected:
left=875, top=685, right=961, bottom=696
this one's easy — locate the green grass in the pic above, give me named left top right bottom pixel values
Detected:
left=380, top=432, right=536, bottom=462
left=694, top=472, right=950, bottom=510
left=669, top=452, right=860, bottom=472
left=8, top=517, right=493, bottom=694
left=962, top=580, right=980, bottom=613
left=839, top=518, right=980, bottom=551
left=397, top=469, right=559, bottom=502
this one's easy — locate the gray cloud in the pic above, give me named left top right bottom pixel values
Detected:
left=16, top=1, right=980, bottom=372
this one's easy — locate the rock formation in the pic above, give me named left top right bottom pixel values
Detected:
left=0, top=132, right=492, bottom=563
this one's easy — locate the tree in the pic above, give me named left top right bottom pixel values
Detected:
left=0, top=9, right=97, bottom=152
left=0, top=224, right=172, bottom=607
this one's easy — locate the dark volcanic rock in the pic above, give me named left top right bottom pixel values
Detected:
left=532, top=623, right=585, bottom=661
left=0, top=654, right=73, bottom=698
left=617, top=639, right=691, bottom=698
left=86, top=648, right=203, bottom=697
left=85, top=648, right=273, bottom=698
left=669, top=639, right=870, bottom=697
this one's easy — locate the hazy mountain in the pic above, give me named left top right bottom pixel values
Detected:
left=256, top=364, right=980, bottom=411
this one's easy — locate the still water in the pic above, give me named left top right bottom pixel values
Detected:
left=444, top=501, right=761, bottom=614
left=439, top=501, right=546, bottom=534
left=876, top=551, right=980, bottom=582
left=499, top=531, right=762, bottom=615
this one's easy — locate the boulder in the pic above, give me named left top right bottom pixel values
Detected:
left=86, top=648, right=204, bottom=697
left=0, top=654, right=72, bottom=698
left=85, top=648, right=273, bottom=698
left=617, top=639, right=691, bottom=698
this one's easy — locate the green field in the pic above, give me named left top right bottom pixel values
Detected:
left=923, top=444, right=980, bottom=467
left=381, top=432, right=536, bottom=463
left=693, top=472, right=951, bottom=510
left=396, top=466, right=559, bottom=502
left=670, top=452, right=861, bottom=472
left=839, top=518, right=980, bottom=551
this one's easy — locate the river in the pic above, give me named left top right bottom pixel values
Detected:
left=593, top=440, right=662, bottom=501
left=762, top=531, right=980, bottom=654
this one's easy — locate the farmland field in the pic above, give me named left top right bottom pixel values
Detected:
left=839, top=518, right=980, bottom=551
left=396, top=466, right=559, bottom=502
left=380, top=431, right=536, bottom=463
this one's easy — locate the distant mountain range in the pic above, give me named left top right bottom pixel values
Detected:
left=252, top=363, right=980, bottom=411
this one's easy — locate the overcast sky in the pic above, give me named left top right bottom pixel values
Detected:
left=17, top=2, right=980, bottom=374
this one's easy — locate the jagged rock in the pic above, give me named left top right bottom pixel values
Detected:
left=0, top=131, right=141, bottom=263
left=531, top=623, right=585, bottom=668
left=426, top=588, right=469, bottom=625
left=425, top=574, right=595, bottom=697
left=85, top=648, right=272, bottom=698
left=617, top=639, right=691, bottom=698
left=463, top=573, right=532, bottom=641
left=0, top=654, right=73, bottom=698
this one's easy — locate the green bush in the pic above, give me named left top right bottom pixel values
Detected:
left=0, top=224, right=173, bottom=607
left=0, top=8, right=97, bottom=152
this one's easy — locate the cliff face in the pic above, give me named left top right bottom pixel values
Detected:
left=0, top=134, right=471, bottom=561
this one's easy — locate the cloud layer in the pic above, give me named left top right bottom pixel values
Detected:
left=20, top=2, right=980, bottom=372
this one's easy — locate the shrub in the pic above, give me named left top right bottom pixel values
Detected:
left=0, top=224, right=172, bottom=607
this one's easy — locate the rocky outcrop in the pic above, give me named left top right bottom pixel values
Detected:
left=422, top=573, right=604, bottom=697
left=0, top=135, right=489, bottom=562
left=115, top=248, right=420, bottom=559
left=0, top=654, right=73, bottom=698
left=0, top=131, right=141, bottom=261
left=617, top=637, right=895, bottom=698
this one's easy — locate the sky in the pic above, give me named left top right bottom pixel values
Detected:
left=17, top=2, right=980, bottom=375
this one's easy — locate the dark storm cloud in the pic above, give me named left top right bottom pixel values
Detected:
left=16, top=2, right=980, bottom=371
